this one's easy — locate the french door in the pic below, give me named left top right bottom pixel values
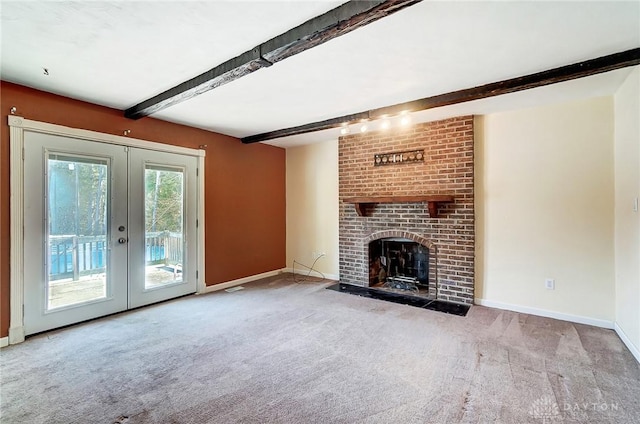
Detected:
left=23, top=131, right=198, bottom=335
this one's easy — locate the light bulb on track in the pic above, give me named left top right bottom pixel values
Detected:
left=400, top=111, right=411, bottom=126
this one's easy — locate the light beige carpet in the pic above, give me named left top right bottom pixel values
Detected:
left=1, top=274, right=639, bottom=423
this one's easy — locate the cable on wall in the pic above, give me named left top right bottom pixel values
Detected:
left=291, top=254, right=326, bottom=283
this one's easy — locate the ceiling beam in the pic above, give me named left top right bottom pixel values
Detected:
left=241, top=47, right=640, bottom=144
left=124, top=0, right=422, bottom=120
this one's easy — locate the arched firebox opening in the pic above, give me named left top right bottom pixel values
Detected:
left=365, top=231, right=437, bottom=299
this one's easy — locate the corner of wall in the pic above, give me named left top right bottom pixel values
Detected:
left=474, top=115, right=486, bottom=300
left=613, top=66, right=640, bottom=362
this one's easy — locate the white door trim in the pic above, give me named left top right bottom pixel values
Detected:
left=9, top=116, right=26, bottom=345
left=8, top=116, right=206, bottom=345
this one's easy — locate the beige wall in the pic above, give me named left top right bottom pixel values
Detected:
left=286, top=140, right=339, bottom=279
left=614, top=67, right=640, bottom=357
left=475, top=96, right=615, bottom=323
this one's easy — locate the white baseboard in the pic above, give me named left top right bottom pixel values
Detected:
left=614, top=322, right=640, bottom=364
left=283, top=267, right=339, bottom=281
left=474, top=298, right=615, bottom=329
left=0, top=337, right=8, bottom=348
left=202, top=269, right=284, bottom=293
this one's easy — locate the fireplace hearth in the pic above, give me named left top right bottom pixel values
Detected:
left=326, top=283, right=470, bottom=316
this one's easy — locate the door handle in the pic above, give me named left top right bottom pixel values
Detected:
left=118, top=237, right=128, bottom=244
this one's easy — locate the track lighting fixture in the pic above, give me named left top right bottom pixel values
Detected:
left=337, top=111, right=413, bottom=136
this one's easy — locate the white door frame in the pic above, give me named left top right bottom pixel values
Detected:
left=8, top=115, right=206, bottom=345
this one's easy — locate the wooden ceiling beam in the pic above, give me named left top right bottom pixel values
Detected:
left=124, top=0, right=422, bottom=120
left=241, top=47, right=640, bottom=144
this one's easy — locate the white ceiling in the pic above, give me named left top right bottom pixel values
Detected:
left=1, top=1, right=639, bottom=148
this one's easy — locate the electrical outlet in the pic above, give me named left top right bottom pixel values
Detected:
left=545, top=278, right=555, bottom=290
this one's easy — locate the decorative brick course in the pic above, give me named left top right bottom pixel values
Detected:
left=339, top=116, right=474, bottom=304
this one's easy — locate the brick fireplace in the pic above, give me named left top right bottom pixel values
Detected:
left=338, top=116, right=474, bottom=304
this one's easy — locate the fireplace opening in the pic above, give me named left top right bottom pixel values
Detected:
left=368, top=237, right=435, bottom=299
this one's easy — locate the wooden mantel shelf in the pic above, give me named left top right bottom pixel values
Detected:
left=343, top=195, right=454, bottom=218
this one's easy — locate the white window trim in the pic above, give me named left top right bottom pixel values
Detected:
left=8, top=116, right=206, bottom=345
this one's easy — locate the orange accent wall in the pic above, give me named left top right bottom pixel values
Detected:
left=0, top=82, right=286, bottom=338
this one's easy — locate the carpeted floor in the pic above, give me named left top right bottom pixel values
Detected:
left=1, top=274, right=639, bottom=423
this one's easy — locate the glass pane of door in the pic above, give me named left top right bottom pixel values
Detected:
left=144, top=165, right=184, bottom=289
left=47, top=154, right=109, bottom=310
left=128, top=148, right=197, bottom=309
left=24, top=131, right=128, bottom=335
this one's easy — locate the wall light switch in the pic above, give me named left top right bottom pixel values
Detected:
left=545, top=278, right=555, bottom=290
left=633, top=197, right=638, bottom=212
